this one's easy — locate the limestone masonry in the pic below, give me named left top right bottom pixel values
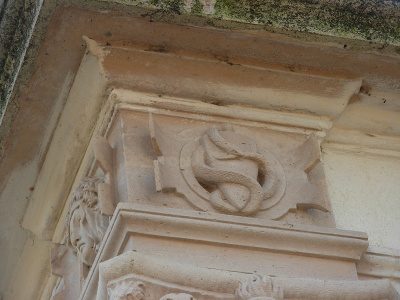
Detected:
left=0, top=3, right=400, bottom=300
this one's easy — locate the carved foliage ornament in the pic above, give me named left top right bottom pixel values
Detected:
left=107, top=274, right=283, bottom=300
left=107, top=281, right=197, bottom=300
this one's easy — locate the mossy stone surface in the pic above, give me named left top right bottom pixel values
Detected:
left=101, top=0, right=400, bottom=45
left=0, top=0, right=42, bottom=123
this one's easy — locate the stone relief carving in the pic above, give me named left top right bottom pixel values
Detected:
left=150, top=114, right=329, bottom=219
left=64, top=136, right=116, bottom=266
left=65, top=176, right=110, bottom=266
left=50, top=244, right=82, bottom=300
left=106, top=276, right=283, bottom=300
left=51, top=137, right=116, bottom=299
left=52, top=176, right=112, bottom=298
left=191, top=124, right=277, bottom=215
left=235, top=275, right=284, bottom=300
left=108, top=280, right=145, bottom=300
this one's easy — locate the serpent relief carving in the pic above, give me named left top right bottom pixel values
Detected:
left=150, top=114, right=330, bottom=218
left=191, top=124, right=277, bottom=215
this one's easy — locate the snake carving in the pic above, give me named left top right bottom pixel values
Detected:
left=191, top=124, right=277, bottom=216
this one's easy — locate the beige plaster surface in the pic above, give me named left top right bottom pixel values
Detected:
left=4, top=235, right=51, bottom=299
left=323, top=150, right=400, bottom=250
left=21, top=51, right=107, bottom=239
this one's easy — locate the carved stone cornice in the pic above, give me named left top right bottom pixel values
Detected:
left=80, top=203, right=369, bottom=299
left=357, top=246, right=400, bottom=281
left=95, top=251, right=399, bottom=300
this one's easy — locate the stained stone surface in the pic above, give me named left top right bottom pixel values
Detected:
left=1, top=0, right=399, bottom=138
left=0, top=3, right=400, bottom=300
left=102, top=0, right=400, bottom=45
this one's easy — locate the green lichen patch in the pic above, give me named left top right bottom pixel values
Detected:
left=0, top=0, right=42, bottom=123
left=100, top=0, right=400, bottom=45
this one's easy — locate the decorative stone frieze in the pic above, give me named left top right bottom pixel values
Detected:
left=150, top=112, right=330, bottom=219
left=64, top=136, right=116, bottom=267
left=94, top=251, right=400, bottom=300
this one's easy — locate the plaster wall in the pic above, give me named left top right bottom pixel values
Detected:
left=323, top=150, right=400, bottom=251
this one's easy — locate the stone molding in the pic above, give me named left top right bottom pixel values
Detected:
left=79, top=202, right=369, bottom=299
left=96, top=251, right=399, bottom=300
left=14, top=11, right=400, bottom=244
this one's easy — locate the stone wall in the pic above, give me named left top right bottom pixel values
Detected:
left=0, top=2, right=399, bottom=299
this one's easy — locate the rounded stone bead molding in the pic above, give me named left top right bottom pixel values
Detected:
left=107, top=280, right=145, bottom=300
